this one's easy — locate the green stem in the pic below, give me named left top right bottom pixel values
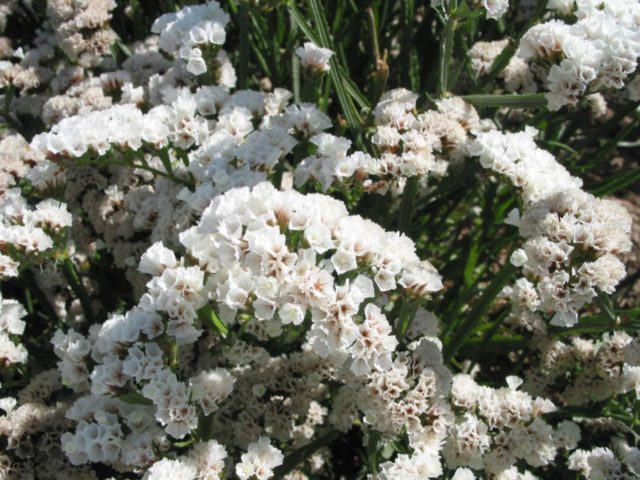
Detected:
left=62, top=257, right=95, bottom=324
left=367, top=430, right=380, bottom=475
left=169, top=340, right=179, bottom=370
left=444, top=262, right=516, bottom=362
left=272, top=430, right=339, bottom=478
left=461, top=93, right=547, bottom=109
left=437, top=13, right=456, bottom=97
left=301, top=73, right=320, bottom=103
left=396, top=299, right=420, bottom=338
left=237, top=5, right=250, bottom=89
left=22, top=269, right=60, bottom=327
left=398, top=177, right=419, bottom=234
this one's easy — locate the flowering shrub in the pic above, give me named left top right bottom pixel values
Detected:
left=0, top=0, right=638, bottom=479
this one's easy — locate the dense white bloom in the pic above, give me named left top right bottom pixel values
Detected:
left=143, top=458, right=198, bottom=480
left=139, top=242, right=178, bottom=276
left=152, top=1, right=230, bottom=76
left=296, top=42, right=334, bottom=73
left=189, top=369, right=235, bottom=415
left=376, top=449, right=443, bottom=479
left=480, top=0, right=509, bottom=20
left=518, top=4, right=640, bottom=110
left=349, top=304, right=398, bottom=376
left=189, top=440, right=228, bottom=480
left=471, top=128, right=631, bottom=328
left=235, top=436, right=284, bottom=480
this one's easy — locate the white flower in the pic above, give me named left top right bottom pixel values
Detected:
left=509, top=249, right=528, bottom=267
left=189, top=369, right=236, bottom=415
left=295, top=42, right=334, bottom=73
left=235, top=436, right=284, bottom=480
left=139, top=242, right=179, bottom=276
left=349, top=304, right=398, bottom=376
left=143, top=458, right=197, bottom=480
left=189, top=440, right=228, bottom=480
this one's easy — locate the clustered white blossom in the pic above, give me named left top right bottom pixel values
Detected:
left=295, top=42, right=334, bottom=74
left=0, top=0, right=637, bottom=478
left=152, top=1, right=230, bottom=76
left=569, top=441, right=640, bottom=479
left=57, top=181, right=444, bottom=471
left=0, top=294, right=27, bottom=367
left=523, top=331, right=640, bottom=405
left=468, top=39, right=538, bottom=93
left=446, top=374, right=578, bottom=478
left=296, top=90, right=479, bottom=195
left=47, top=0, right=118, bottom=67
left=0, top=188, right=72, bottom=277
left=518, top=0, right=640, bottom=110
left=470, top=127, right=632, bottom=327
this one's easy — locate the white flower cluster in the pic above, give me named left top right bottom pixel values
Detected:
left=447, top=374, right=579, bottom=477
left=142, top=440, right=228, bottom=480
left=518, top=0, right=640, bottom=110
left=295, top=42, right=334, bottom=74
left=56, top=181, right=443, bottom=471
left=51, top=328, right=91, bottom=391
left=0, top=294, right=27, bottom=367
left=31, top=103, right=171, bottom=158
left=295, top=90, right=479, bottom=194
left=524, top=331, right=640, bottom=405
left=0, top=135, right=45, bottom=191
left=152, top=1, right=230, bottom=76
left=364, top=343, right=453, bottom=478
left=0, top=189, right=72, bottom=278
left=180, top=182, right=442, bottom=367
left=468, top=40, right=537, bottom=93
left=47, top=0, right=118, bottom=67
left=569, top=442, right=640, bottom=479
left=0, top=0, right=637, bottom=478
left=29, top=71, right=334, bottom=303
left=470, top=127, right=632, bottom=326
left=235, top=436, right=284, bottom=480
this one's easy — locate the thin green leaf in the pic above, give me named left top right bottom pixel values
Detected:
left=461, top=93, right=547, bottom=109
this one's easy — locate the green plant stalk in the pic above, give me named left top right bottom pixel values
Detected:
left=398, top=176, right=419, bottom=234
left=468, top=307, right=510, bottom=370
left=237, top=4, right=250, bottom=89
left=396, top=299, right=420, bottom=338
left=22, top=269, right=61, bottom=327
left=367, top=430, right=380, bottom=475
left=301, top=72, right=320, bottom=103
left=461, top=93, right=547, bottom=108
left=62, top=257, right=95, bottom=324
left=272, top=430, right=339, bottom=478
left=444, top=262, right=517, bottom=362
left=437, top=14, right=456, bottom=97
left=169, top=340, right=179, bottom=370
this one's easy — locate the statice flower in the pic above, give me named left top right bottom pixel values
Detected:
left=235, top=436, right=284, bottom=480
left=470, top=127, right=631, bottom=327
left=518, top=1, right=640, bottom=110
left=0, top=189, right=72, bottom=276
left=446, top=374, right=572, bottom=476
left=524, top=331, right=640, bottom=405
left=47, top=0, right=118, bottom=67
left=468, top=40, right=537, bottom=93
left=143, top=458, right=197, bottom=480
left=0, top=295, right=27, bottom=367
left=295, top=42, right=334, bottom=74
left=152, top=1, right=230, bottom=76
left=296, top=91, right=479, bottom=195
